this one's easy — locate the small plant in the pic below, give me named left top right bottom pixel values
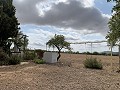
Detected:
left=0, top=49, right=9, bottom=65
left=9, top=55, right=21, bottom=65
left=34, top=59, right=45, bottom=64
left=23, top=51, right=36, bottom=60
left=83, top=58, right=103, bottom=69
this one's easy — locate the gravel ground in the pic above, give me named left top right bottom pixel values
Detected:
left=0, top=54, right=120, bottom=90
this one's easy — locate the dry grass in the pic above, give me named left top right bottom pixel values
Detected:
left=60, top=53, right=119, bottom=70
left=0, top=53, right=120, bottom=90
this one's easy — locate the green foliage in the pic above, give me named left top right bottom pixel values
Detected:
left=0, top=0, right=19, bottom=53
left=34, top=59, right=45, bottom=64
left=23, top=51, right=36, bottom=60
left=75, top=51, right=80, bottom=54
left=92, top=52, right=99, bottom=55
left=106, top=0, right=120, bottom=44
left=82, top=52, right=91, bottom=55
left=9, top=55, right=21, bottom=65
left=107, top=0, right=120, bottom=71
left=0, top=49, right=9, bottom=65
left=86, top=51, right=91, bottom=55
left=46, top=34, right=71, bottom=60
left=46, top=34, right=71, bottom=50
left=0, top=49, right=21, bottom=65
left=83, top=58, right=103, bottom=69
left=13, top=31, right=29, bottom=51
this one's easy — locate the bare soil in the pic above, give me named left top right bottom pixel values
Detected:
left=0, top=53, right=120, bottom=90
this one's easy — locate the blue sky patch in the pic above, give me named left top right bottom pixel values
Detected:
left=94, top=0, right=114, bottom=15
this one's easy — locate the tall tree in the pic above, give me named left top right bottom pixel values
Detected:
left=106, top=0, right=120, bottom=72
left=0, top=0, right=19, bottom=53
left=12, top=31, right=29, bottom=52
left=46, top=34, right=71, bottom=61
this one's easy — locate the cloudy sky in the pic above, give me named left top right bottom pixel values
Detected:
left=13, top=0, right=117, bottom=52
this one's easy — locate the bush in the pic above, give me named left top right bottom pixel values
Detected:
left=9, top=55, right=21, bottom=65
left=0, top=50, right=9, bottom=65
left=23, top=51, right=36, bottom=60
left=92, top=52, right=99, bottom=55
left=83, top=58, right=103, bottom=69
left=34, top=59, right=45, bottom=64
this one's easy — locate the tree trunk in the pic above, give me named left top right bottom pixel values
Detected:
left=119, top=45, right=120, bottom=71
left=0, top=47, right=3, bottom=51
left=110, top=43, right=113, bottom=70
left=117, top=45, right=120, bottom=73
left=57, top=50, right=61, bottom=61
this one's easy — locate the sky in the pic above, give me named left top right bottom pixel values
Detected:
left=13, top=0, right=117, bottom=52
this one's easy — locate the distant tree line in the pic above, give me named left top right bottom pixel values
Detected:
left=61, top=51, right=119, bottom=56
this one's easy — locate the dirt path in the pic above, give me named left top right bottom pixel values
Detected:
left=0, top=54, right=120, bottom=90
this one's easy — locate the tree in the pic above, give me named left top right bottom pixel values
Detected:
left=12, top=31, right=29, bottom=52
left=0, top=0, right=19, bottom=53
left=106, top=0, right=120, bottom=42
left=46, top=34, right=71, bottom=61
left=106, top=0, right=120, bottom=72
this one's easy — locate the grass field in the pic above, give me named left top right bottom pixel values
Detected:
left=0, top=53, right=120, bottom=90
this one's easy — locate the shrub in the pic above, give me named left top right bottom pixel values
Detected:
left=9, top=55, right=21, bottom=65
left=34, top=59, right=45, bottom=64
left=23, top=51, right=36, bottom=60
left=92, top=52, right=99, bottom=55
left=83, top=58, right=103, bottom=69
left=0, top=50, right=9, bottom=65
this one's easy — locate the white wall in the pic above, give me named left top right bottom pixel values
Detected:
left=43, top=52, right=58, bottom=63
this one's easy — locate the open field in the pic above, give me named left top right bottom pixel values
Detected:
left=0, top=53, right=120, bottom=90
left=60, top=53, right=120, bottom=71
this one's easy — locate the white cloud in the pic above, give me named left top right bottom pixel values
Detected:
left=81, top=0, right=95, bottom=7
left=13, top=0, right=109, bottom=35
left=102, top=14, right=111, bottom=18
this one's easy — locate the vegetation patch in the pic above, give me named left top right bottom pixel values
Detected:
left=0, top=50, right=9, bottom=65
left=83, top=58, right=103, bottom=69
left=23, top=51, right=36, bottom=60
left=34, top=59, right=46, bottom=64
left=9, top=55, right=21, bottom=65
left=0, top=49, right=21, bottom=65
